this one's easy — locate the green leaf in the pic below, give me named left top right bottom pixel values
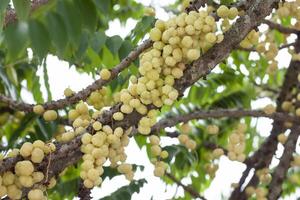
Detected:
left=75, top=0, right=97, bottom=31
left=45, top=12, right=68, bottom=54
left=35, top=118, right=57, bottom=140
left=4, top=22, right=28, bottom=60
left=94, top=0, right=111, bottom=15
left=29, top=20, right=51, bottom=59
left=0, top=66, right=17, bottom=98
left=0, top=0, right=9, bottom=30
left=7, top=113, right=36, bottom=147
left=75, top=30, right=89, bottom=60
left=0, top=0, right=9, bottom=12
left=57, top=0, right=82, bottom=44
left=43, top=60, right=52, bottom=101
left=127, top=16, right=155, bottom=44
left=99, top=179, right=147, bottom=200
left=91, top=31, right=107, bottom=53
left=12, top=0, right=30, bottom=20
left=106, top=35, right=123, bottom=55
left=119, top=40, right=134, bottom=60
left=6, top=66, right=18, bottom=86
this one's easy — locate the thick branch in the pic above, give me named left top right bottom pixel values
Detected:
left=267, top=129, right=299, bottom=200
left=0, top=40, right=152, bottom=112
left=166, top=173, right=206, bottom=200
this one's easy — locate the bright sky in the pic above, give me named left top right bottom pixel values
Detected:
left=20, top=0, right=300, bottom=199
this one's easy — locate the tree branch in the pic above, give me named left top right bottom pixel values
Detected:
left=78, top=181, right=92, bottom=200
left=237, top=42, right=296, bottom=52
left=0, top=40, right=152, bottom=112
left=267, top=128, right=299, bottom=200
left=263, top=19, right=300, bottom=34
left=166, top=172, right=206, bottom=200
left=151, top=109, right=300, bottom=133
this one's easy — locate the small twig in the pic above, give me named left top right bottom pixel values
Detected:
left=237, top=42, right=296, bottom=52
left=263, top=19, right=300, bottom=34
left=166, top=172, right=207, bottom=200
left=151, top=109, right=300, bottom=134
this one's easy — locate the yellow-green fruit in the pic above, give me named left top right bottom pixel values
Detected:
left=68, top=110, right=79, bottom=121
left=20, top=142, right=34, bottom=157
left=138, top=125, right=151, bottom=135
left=117, top=163, right=132, bottom=174
left=7, top=185, right=22, bottom=200
left=84, top=179, right=94, bottom=188
left=76, top=102, right=88, bottom=114
left=33, top=105, right=45, bottom=115
left=160, top=150, right=169, bottom=159
left=217, top=5, right=229, bottom=18
left=296, top=108, right=300, bottom=116
left=43, top=110, right=58, bottom=121
left=281, top=101, right=292, bottom=111
left=212, top=148, right=224, bottom=158
left=2, top=172, right=15, bottom=185
left=64, top=87, right=74, bottom=97
left=228, top=7, right=239, bottom=19
left=150, top=28, right=162, bottom=41
left=207, top=125, right=219, bottom=135
left=47, top=177, right=57, bottom=189
left=100, top=69, right=111, bottom=80
left=205, top=33, right=217, bottom=43
left=263, top=104, right=276, bottom=115
left=28, top=189, right=44, bottom=200
left=32, top=172, right=44, bottom=183
left=31, top=148, right=45, bottom=163
left=178, top=134, right=189, bottom=144
left=154, top=166, right=165, bottom=177
left=187, top=49, right=200, bottom=61
left=181, top=123, right=191, bottom=134
left=149, top=135, right=160, bottom=145
left=19, top=175, right=34, bottom=187
left=81, top=133, right=92, bottom=145
left=33, top=140, right=45, bottom=149
left=87, top=169, right=100, bottom=181
left=0, top=185, right=7, bottom=197
left=186, top=139, right=197, bottom=150
left=144, top=7, right=155, bottom=16
left=181, top=36, right=193, bottom=48
left=151, top=145, right=162, bottom=156
left=120, top=104, right=133, bottom=114
left=15, top=160, right=34, bottom=176
left=114, top=127, right=123, bottom=137
left=113, top=112, right=124, bottom=121
left=92, top=121, right=102, bottom=131
left=277, top=133, right=287, bottom=144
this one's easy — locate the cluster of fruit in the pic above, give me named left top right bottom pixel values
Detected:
left=0, top=140, right=57, bottom=199
left=227, top=123, right=247, bottom=162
